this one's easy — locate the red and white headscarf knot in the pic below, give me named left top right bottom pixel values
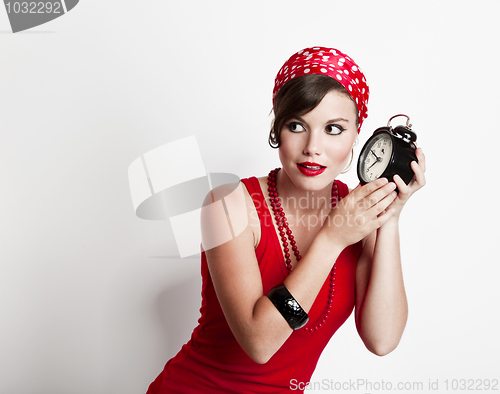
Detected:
left=273, top=46, right=370, bottom=131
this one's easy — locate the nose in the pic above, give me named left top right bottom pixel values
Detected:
left=302, top=130, right=323, bottom=157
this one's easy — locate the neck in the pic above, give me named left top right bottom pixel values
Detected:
left=275, top=169, right=334, bottom=213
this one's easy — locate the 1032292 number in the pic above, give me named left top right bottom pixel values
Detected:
left=5, top=1, right=62, bottom=14
left=444, top=379, right=499, bottom=391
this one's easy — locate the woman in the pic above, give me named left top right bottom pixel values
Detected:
left=147, top=46, right=426, bottom=393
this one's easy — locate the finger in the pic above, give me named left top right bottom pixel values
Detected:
left=363, top=181, right=397, bottom=209
left=372, top=204, right=396, bottom=229
left=365, top=189, right=397, bottom=221
left=380, top=198, right=396, bottom=216
left=393, top=174, right=411, bottom=198
left=415, top=147, right=426, bottom=173
left=349, top=182, right=364, bottom=194
left=356, top=177, right=389, bottom=200
left=410, top=161, right=426, bottom=188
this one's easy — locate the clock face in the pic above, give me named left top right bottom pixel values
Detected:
left=359, top=132, right=393, bottom=183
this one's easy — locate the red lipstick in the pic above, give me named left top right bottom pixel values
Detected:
left=297, top=162, right=326, bottom=177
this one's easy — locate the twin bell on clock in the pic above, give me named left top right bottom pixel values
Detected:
left=357, top=114, right=418, bottom=186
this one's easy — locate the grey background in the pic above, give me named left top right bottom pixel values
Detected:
left=0, top=1, right=498, bottom=393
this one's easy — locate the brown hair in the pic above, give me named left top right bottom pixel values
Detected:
left=269, top=74, right=359, bottom=148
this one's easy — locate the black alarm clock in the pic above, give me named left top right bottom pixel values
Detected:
left=357, top=114, right=418, bottom=185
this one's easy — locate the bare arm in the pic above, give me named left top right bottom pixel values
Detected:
left=203, top=183, right=345, bottom=363
left=202, top=178, right=397, bottom=364
left=355, top=223, right=407, bottom=356
left=355, top=147, right=426, bottom=355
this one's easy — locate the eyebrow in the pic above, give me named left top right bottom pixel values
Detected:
left=326, top=118, right=350, bottom=123
left=293, top=116, right=350, bottom=123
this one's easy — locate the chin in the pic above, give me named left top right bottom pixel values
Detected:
left=291, top=171, right=336, bottom=192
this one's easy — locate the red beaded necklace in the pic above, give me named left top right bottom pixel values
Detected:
left=267, top=168, right=339, bottom=333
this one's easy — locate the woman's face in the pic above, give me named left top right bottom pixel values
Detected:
left=278, top=89, right=359, bottom=192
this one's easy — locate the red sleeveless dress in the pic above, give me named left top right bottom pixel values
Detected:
left=146, top=177, right=362, bottom=393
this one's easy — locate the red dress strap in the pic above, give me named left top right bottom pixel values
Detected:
left=240, top=177, right=287, bottom=276
left=240, top=177, right=268, bottom=220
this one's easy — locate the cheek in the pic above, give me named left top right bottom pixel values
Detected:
left=278, top=135, right=299, bottom=160
left=278, top=149, right=285, bottom=164
left=329, top=141, right=353, bottom=164
left=278, top=145, right=289, bottom=166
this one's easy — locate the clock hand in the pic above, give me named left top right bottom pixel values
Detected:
left=367, top=159, right=378, bottom=171
left=370, top=149, right=380, bottom=160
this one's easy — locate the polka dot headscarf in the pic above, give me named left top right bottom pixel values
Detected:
left=273, top=46, right=370, bottom=131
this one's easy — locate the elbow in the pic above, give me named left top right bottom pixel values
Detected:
left=365, top=339, right=400, bottom=357
left=241, top=333, right=282, bottom=364
left=356, top=313, right=407, bottom=357
left=358, top=323, right=403, bottom=357
left=235, top=297, right=293, bottom=364
left=369, top=345, right=396, bottom=357
left=245, top=344, right=275, bottom=364
left=249, top=353, right=272, bottom=365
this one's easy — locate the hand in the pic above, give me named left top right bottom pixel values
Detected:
left=389, top=147, right=426, bottom=219
left=322, top=178, right=398, bottom=249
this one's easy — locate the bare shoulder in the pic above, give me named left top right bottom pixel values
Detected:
left=201, top=180, right=260, bottom=251
left=202, top=182, right=240, bottom=207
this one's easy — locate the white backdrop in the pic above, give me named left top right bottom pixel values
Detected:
left=1, top=1, right=498, bottom=393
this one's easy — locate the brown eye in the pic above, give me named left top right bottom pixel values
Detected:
left=326, top=124, right=345, bottom=135
left=287, top=122, right=305, bottom=132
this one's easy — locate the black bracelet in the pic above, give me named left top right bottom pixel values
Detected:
left=267, top=284, right=309, bottom=330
